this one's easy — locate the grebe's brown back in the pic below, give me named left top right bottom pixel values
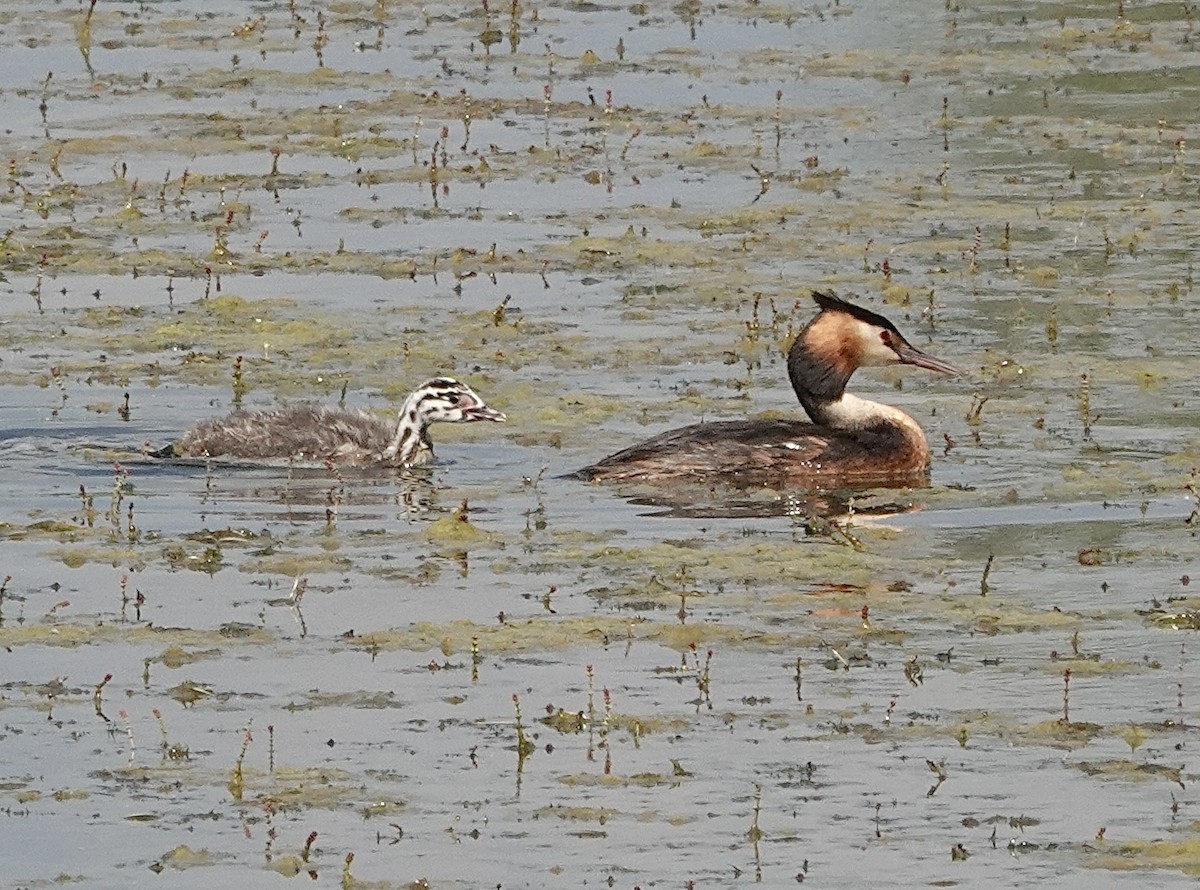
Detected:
left=578, top=293, right=958, bottom=488
left=152, top=377, right=505, bottom=466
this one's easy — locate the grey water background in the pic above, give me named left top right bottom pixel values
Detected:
left=1, top=1, right=1199, bottom=887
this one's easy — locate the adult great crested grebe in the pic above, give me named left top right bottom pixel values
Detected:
left=151, top=377, right=505, bottom=466
left=578, top=292, right=959, bottom=488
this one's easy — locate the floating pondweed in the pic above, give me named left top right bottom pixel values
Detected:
left=4, top=3, right=1200, bottom=887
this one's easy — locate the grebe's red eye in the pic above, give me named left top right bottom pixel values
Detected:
left=880, top=330, right=892, bottom=346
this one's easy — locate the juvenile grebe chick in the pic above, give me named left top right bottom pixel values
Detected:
left=578, top=292, right=959, bottom=488
left=153, top=377, right=505, bottom=466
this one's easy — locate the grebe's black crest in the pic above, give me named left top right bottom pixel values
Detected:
left=151, top=377, right=505, bottom=467
left=578, top=292, right=959, bottom=489
left=811, top=291, right=901, bottom=336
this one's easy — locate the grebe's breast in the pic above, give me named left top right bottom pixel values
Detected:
left=172, top=405, right=400, bottom=464
left=578, top=417, right=930, bottom=488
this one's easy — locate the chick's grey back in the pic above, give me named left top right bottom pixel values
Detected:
left=176, top=405, right=394, bottom=461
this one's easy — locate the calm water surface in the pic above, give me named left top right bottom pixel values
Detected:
left=1, top=1, right=1199, bottom=887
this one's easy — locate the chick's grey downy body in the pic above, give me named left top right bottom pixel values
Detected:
left=172, top=406, right=407, bottom=463
left=155, top=377, right=505, bottom=466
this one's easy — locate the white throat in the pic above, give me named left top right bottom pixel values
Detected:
left=820, top=392, right=913, bottom=431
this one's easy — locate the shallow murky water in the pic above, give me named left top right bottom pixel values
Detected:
left=2, top=1, right=1200, bottom=887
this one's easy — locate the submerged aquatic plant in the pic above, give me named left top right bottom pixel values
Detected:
left=1185, top=469, right=1199, bottom=534
left=231, top=355, right=247, bottom=406
left=747, top=783, right=764, bottom=843
left=966, top=393, right=988, bottom=426
left=118, top=709, right=136, bottom=766
left=512, top=693, right=535, bottom=771
left=686, top=643, right=714, bottom=711
left=1077, top=373, right=1099, bottom=439
left=980, top=553, right=995, bottom=596
left=106, top=463, right=129, bottom=530
left=904, top=654, right=923, bottom=688
left=926, top=759, right=947, bottom=797
left=229, top=719, right=254, bottom=801
left=92, top=672, right=112, bottom=722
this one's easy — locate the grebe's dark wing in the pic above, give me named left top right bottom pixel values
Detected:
left=577, top=419, right=832, bottom=482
